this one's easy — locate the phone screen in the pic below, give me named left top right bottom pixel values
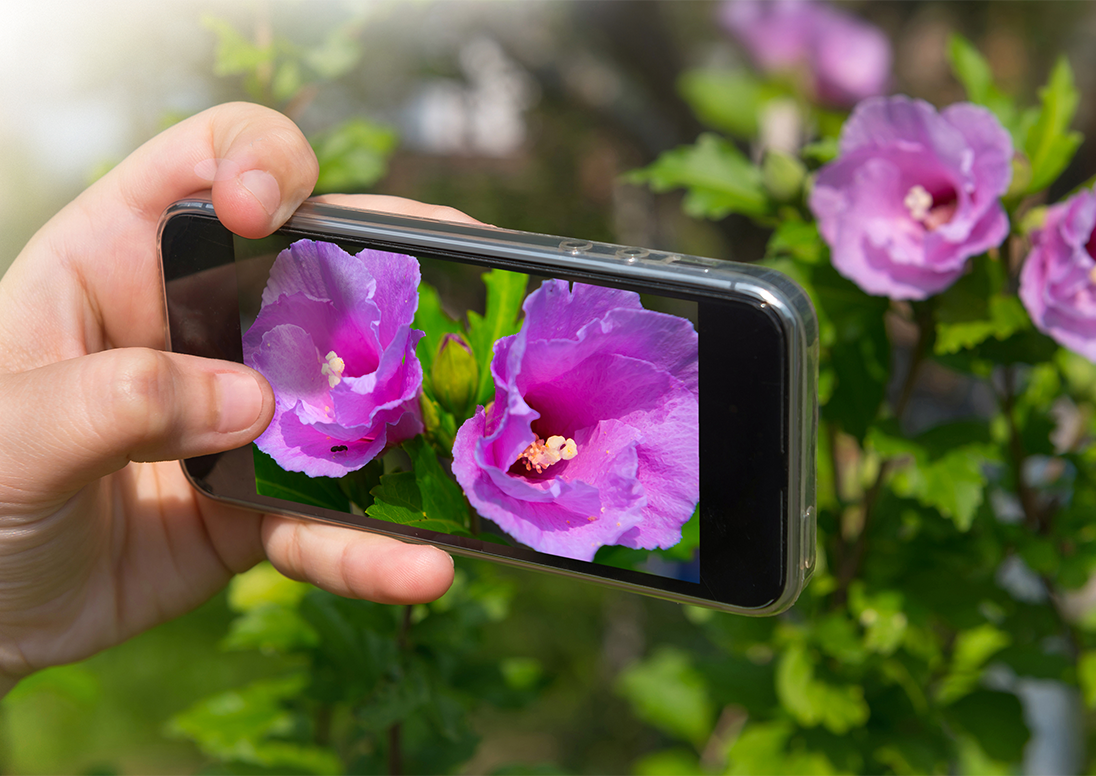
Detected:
left=237, top=237, right=702, bottom=583
left=162, top=206, right=797, bottom=611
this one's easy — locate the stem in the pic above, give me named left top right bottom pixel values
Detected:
left=834, top=301, right=933, bottom=603
left=999, top=366, right=1044, bottom=533
left=386, top=606, right=414, bottom=776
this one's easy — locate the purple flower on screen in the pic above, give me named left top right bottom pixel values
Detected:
left=1020, top=189, right=1096, bottom=361
left=809, top=96, right=1013, bottom=299
left=720, top=0, right=891, bottom=107
left=451, top=280, right=699, bottom=562
left=243, top=240, right=424, bottom=478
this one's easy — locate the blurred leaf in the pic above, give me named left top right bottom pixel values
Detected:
left=228, top=561, right=312, bottom=613
left=203, top=15, right=273, bottom=77
left=725, top=720, right=837, bottom=776
left=775, top=643, right=868, bottom=734
left=4, top=664, right=100, bottom=706
left=467, top=269, right=528, bottom=406
left=946, top=34, right=1017, bottom=130
left=801, top=138, right=840, bottom=165
left=271, top=59, right=303, bottom=102
left=935, top=624, right=1010, bottom=704
left=303, top=24, right=362, bottom=80
left=678, top=69, right=770, bottom=138
left=869, top=427, right=995, bottom=531
left=766, top=220, right=823, bottom=265
left=254, top=447, right=350, bottom=512
left=936, top=295, right=1031, bottom=355
left=627, top=134, right=771, bottom=220
left=942, top=690, right=1029, bottom=762
left=500, top=658, right=545, bottom=691
left=221, top=603, right=320, bottom=655
left=848, top=584, right=908, bottom=656
left=355, top=660, right=430, bottom=733
left=1023, top=56, right=1082, bottom=194
left=166, top=674, right=341, bottom=775
left=312, top=118, right=397, bottom=193
left=615, top=647, right=715, bottom=748
left=633, top=748, right=703, bottom=776
left=1078, top=651, right=1096, bottom=708
left=762, top=149, right=806, bottom=202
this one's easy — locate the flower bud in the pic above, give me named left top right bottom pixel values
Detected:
left=432, top=333, right=478, bottom=416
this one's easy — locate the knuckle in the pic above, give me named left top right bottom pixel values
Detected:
left=101, top=349, right=177, bottom=445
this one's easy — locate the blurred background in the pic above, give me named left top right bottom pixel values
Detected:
left=5, top=1, right=1096, bottom=774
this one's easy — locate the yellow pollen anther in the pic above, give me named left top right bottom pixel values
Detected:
left=320, top=350, right=345, bottom=389
left=1089, top=265, right=1096, bottom=285
left=516, top=434, right=578, bottom=473
left=904, top=185, right=933, bottom=222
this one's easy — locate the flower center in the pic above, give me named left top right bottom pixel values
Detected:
left=516, top=435, right=577, bottom=474
left=904, top=184, right=957, bottom=231
left=319, top=350, right=345, bottom=389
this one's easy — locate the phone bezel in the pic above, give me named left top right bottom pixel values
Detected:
left=159, top=198, right=817, bottom=615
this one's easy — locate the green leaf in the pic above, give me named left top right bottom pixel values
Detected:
left=312, top=118, right=398, bottom=193
left=271, top=59, right=303, bottom=103
left=942, top=690, right=1030, bottom=763
left=303, top=24, right=363, bottom=80
left=936, top=295, right=1031, bottom=355
left=202, top=15, right=273, bottom=77
left=766, top=220, right=824, bottom=265
left=355, top=661, right=431, bottom=733
left=404, top=435, right=469, bottom=526
left=221, top=603, right=320, bottom=655
left=633, top=748, right=703, bottom=776
left=227, top=560, right=312, bottom=613
left=253, top=447, right=350, bottom=512
left=615, top=647, right=715, bottom=748
left=367, top=470, right=471, bottom=537
left=946, top=34, right=1017, bottom=130
left=1023, top=56, right=1082, bottom=194
left=935, top=624, right=1011, bottom=704
left=848, top=584, right=908, bottom=656
left=1078, top=651, right=1096, bottom=708
left=725, top=721, right=838, bottom=776
left=627, top=134, right=770, bottom=220
left=166, top=674, right=342, bottom=775
left=775, top=642, right=869, bottom=734
left=467, top=269, right=528, bottom=406
left=678, top=69, right=771, bottom=139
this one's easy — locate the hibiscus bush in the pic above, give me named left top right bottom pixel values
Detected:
left=612, top=6, right=1096, bottom=775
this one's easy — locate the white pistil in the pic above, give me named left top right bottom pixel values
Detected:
left=319, top=350, right=345, bottom=389
left=904, top=184, right=933, bottom=222
left=517, top=434, right=578, bottom=473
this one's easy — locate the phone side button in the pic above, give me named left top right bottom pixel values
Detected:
left=801, top=505, right=816, bottom=579
left=559, top=239, right=593, bottom=255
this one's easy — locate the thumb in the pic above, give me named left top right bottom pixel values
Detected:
left=0, top=349, right=273, bottom=508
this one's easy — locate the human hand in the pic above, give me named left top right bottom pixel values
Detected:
left=0, top=103, right=459, bottom=695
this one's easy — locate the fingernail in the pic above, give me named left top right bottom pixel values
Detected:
left=215, top=371, right=264, bottom=434
left=239, top=169, right=281, bottom=216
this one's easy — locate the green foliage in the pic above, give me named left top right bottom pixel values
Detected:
left=615, top=648, right=715, bottom=748
left=466, top=269, right=528, bottom=407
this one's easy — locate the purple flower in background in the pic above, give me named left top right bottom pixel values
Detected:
left=809, top=96, right=1013, bottom=299
left=244, top=240, right=424, bottom=478
left=720, top=0, right=891, bottom=107
left=451, top=280, right=699, bottom=562
left=1020, top=189, right=1096, bottom=361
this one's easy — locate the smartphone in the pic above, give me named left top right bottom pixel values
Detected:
left=158, top=197, right=817, bottom=615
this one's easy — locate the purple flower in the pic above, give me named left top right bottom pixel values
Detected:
left=451, top=280, right=699, bottom=562
left=244, top=240, right=424, bottom=478
left=809, top=96, right=1013, bottom=300
left=1020, top=189, right=1096, bottom=361
left=720, top=0, right=891, bottom=107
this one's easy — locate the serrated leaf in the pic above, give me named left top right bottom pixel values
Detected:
left=404, top=435, right=469, bottom=526
left=627, top=134, right=770, bottom=220
left=936, top=295, right=1031, bottom=355
left=253, top=446, right=350, bottom=512
left=775, top=642, right=869, bottom=734
left=367, top=470, right=471, bottom=537
left=615, top=648, right=715, bottom=747
left=312, top=118, right=397, bottom=193
left=467, top=269, right=527, bottom=406
left=1023, top=56, right=1082, bottom=193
